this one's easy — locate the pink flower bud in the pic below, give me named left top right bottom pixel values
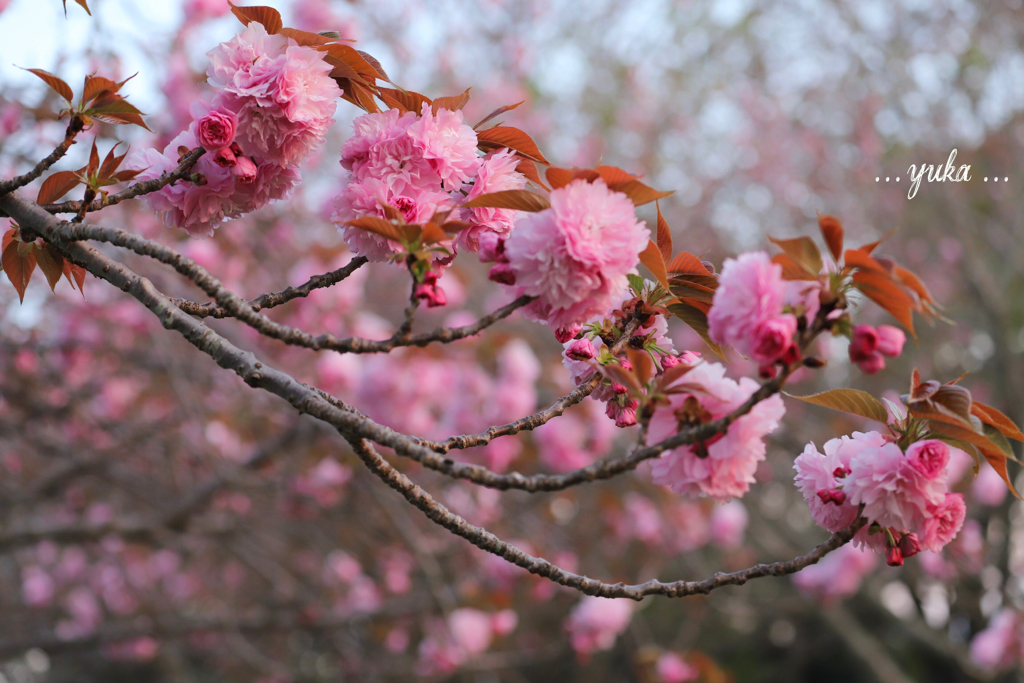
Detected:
left=661, top=354, right=680, bottom=369
left=829, top=489, right=846, bottom=505
left=231, top=156, right=257, bottom=183
left=855, top=352, right=886, bottom=375
left=415, top=283, right=447, bottom=308
left=758, top=364, right=777, bottom=380
left=554, top=324, right=582, bottom=344
left=752, top=314, right=797, bottom=364
left=849, top=325, right=879, bottom=362
left=898, top=532, right=922, bottom=559
left=197, top=108, right=237, bottom=151
left=565, top=338, right=596, bottom=361
left=619, top=358, right=633, bottom=372
left=885, top=545, right=904, bottom=567
left=832, top=466, right=851, bottom=479
left=614, top=405, right=638, bottom=428
left=875, top=324, right=906, bottom=358
left=611, top=383, right=628, bottom=396
left=487, top=262, right=516, bottom=285
left=477, top=233, right=506, bottom=263
left=212, top=147, right=237, bottom=167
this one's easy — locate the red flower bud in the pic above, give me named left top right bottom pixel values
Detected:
left=849, top=325, right=880, bottom=362
left=885, top=545, right=904, bottom=567
left=898, top=532, right=922, bottom=559
left=565, top=338, right=596, bottom=361
left=554, top=324, right=582, bottom=344
left=487, top=262, right=516, bottom=285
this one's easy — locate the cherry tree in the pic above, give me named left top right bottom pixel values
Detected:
left=0, top=2, right=1021, bottom=680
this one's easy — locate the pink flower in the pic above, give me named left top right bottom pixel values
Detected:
left=845, top=439, right=945, bottom=532
left=905, top=439, right=950, bottom=480
left=875, top=325, right=906, bottom=357
left=458, top=149, right=527, bottom=251
left=793, top=435, right=869, bottom=532
left=565, top=597, right=634, bottom=657
left=920, top=492, right=966, bottom=552
left=751, top=314, right=797, bottom=365
left=407, top=104, right=481, bottom=190
left=447, top=608, right=494, bottom=657
left=970, top=610, right=1020, bottom=671
left=710, top=500, right=748, bottom=549
left=644, top=362, right=786, bottom=502
left=792, top=544, right=877, bottom=600
left=505, top=179, right=649, bottom=330
left=784, top=280, right=821, bottom=322
left=708, top=252, right=787, bottom=359
left=207, top=24, right=341, bottom=166
left=656, top=653, right=700, bottom=683
left=196, top=107, right=237, bottom=150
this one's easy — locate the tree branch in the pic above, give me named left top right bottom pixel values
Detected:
left=171, top=256, right=369, bottom=318
left=38, top=147, right=206, bottom=214
left=0, top=119, right=83, bottom=196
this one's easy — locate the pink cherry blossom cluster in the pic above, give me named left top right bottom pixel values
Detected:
left=708, top=251, right=818, bottom=374
left=332, top=106, right=527, bottom=263
left=643, top=360, right=786, bottom=502
left=794, top=433, right=966, bottom=566
left=564, top=596, right=635, bottom=659
left=416, top=608, right=518, bottom=675
left=557, top=283, right=694, bottom=427
left=499, top=179, right=650, bottom=329
left=971, top=609, right=1024, bottom=672
left=848, top=324, right=906, bottom=374
left=132, top=23, right=340, bottom=236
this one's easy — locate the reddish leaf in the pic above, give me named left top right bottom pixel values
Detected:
left=355, top=50, right=390, bottom=81
left=851, top=270, right=917, bottom=337
left=606, top=179, right=673, bottom=207
left=461, top=189, right=551, bottom=212
left=474, top=101, right=524, bottom=130
left=37, top=171, right=82, bottom=205
left=973, top=402, right=1024, bottom=443
left=73, top=0, right=91, bottom=13
left=655, top=202, right=672, bottom=264
left=625, top=348, right=654, bottom=385
left=515, top=157, right=549, bottom=190
left=87, top=138, right=100, bottom=176
left=545, top=167, right=575, bottom=190
left=229, top=3, right=283, bottom=33
left=344, top=216, right=404, bottom=243
left=639, top=240, right=670, bottom=291
left=81, top=75, right=119, bottom=105
left=420, top=223, right=449, bottom=244
left=476, top=126, right=550, bottom=165
left=440, top=220, right=474, bottom=234
left=772, top=253, right=819, bottom=281
left=431, top=88, right=471, bottom=114
left=668, top=276, right=716, bottom=304
left=2, top=228, right=16, bottom=253
left=35, top=246, right=64, bottom=292
left=666, top=252, right=712, bottom=276
left=595, top=165, right=640, bottom=186
left=2, top=241, right=36, bottom=303
left=278, top=28, right=336, bottom=46
left=113, top=169, right=142, bottom=183
left=786, top=388, right=889, bottom=424
left=62, top=261, right=87, bottom=295
left=818, top=214, right=844, bottom=262
left=984, top=452, right=1022, bottom=499
left=21, top=67, right=74, bottom=103
left=768, top=235, right=823, bottom=277
left=893, top=265, right=938, bottom=307
left=843, top=248, right=888, bottom=275
left=98, top=142, right=125, bottom=178
left=377, top=88, right=430, bottom=114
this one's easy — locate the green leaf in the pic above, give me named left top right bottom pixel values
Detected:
left=667, top=302, right=726, bottom=360
left=785, top=388, right=889, bottom=424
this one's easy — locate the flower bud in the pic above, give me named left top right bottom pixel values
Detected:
left=487, top=262, right=516, bottom=285
left=661, top=354, right=683, bottom=369
left=855, top=352, right=886, bottom=375
left=758, top=364, right=777, bottom=380
left=876, top=324, right=906, bottom=358
left=231, top=156, right=257, bottom=183
left=898, top=532, right=922, bottom=559
left=614, top=406, right=638, bottom=428
left=213, top=146, right=237, bottom=167
left=885, top=545, right=904, bottom=567
left=554, top=324, right=582, bottom=344
left=477, top=233, right=506, bottom=263
left=565, top=338, right=596, bottom=361
left=849, top=325, right=879, bottom=362
left=414, top=283, right=447, bottom=308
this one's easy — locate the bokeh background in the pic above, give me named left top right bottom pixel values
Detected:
left=1, top=0, right=1024, bottom=681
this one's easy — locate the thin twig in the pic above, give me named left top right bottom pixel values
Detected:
left=0, top=118, right=83, bottom=196
left=171, top=256, right=369, bottom=319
